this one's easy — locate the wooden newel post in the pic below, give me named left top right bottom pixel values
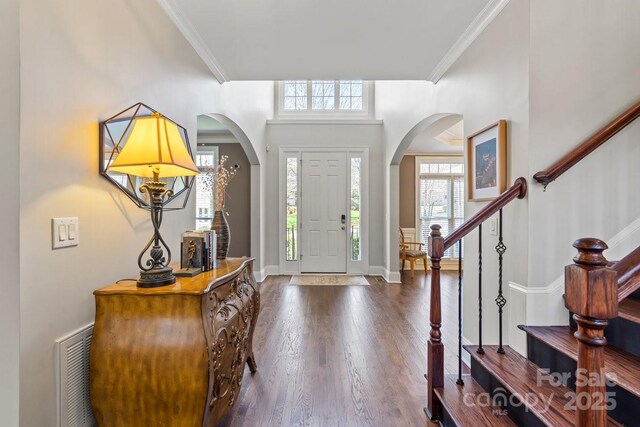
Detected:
left=564, top=238, right=618, bottom=427
left=425, top=224, right=444, bottom=421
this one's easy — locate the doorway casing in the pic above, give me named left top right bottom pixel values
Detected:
left=279, top=146, right=370, bottom=275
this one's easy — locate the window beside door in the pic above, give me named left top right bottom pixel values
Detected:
left=284, top=154, right=362, bottom=263
left=285, top=157, right=299, bottom=261
left=280, top=149, right=368, bottom=274
left=416, top=157, right=464, bottom=258
left=195, top=147, right=218, bottom=230
left=350, top=157, right=361, bottom=261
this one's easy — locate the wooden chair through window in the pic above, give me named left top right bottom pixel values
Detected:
left=399, top=228, right=428, bottom=275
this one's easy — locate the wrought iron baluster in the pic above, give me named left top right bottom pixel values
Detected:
left=477, top=224, right=484, bottom=354
left=456, top=239, right=464, bottom=386
left=495, top=209, right=507, bottom=354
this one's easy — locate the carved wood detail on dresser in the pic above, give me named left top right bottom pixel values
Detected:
left=90, top=257, right=260, bottom=427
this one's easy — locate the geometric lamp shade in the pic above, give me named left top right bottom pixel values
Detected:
left=99, top=103, right=196, bottom=211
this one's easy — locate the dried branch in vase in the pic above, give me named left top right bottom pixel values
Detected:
left=202, top=155, right=236, bottom=212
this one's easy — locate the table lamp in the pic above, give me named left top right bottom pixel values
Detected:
left=107, top=111, right=199, bottom=287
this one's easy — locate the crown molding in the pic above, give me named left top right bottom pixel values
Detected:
left=156, top=0, right=229, bottom=83
left=428, top=0, right=511, bottom=83
left=197, top=132, right=238, bottom=144
left=267, top=119, right=383, bottom=125
left=403, top=151, right=462, bottom=157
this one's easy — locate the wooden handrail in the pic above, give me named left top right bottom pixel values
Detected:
left=533, top=100, right=640, bottom=187
left=442, top=177, right=527, bottom=251
left=611, top=245, right=640, bottom=301
left=424, top=176, right=527, bottom=421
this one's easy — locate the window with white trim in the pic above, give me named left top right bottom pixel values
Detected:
left=416, top=157, right=465, bottom=259
left=277, top=80, right=372, bottom=118
left=195, top=146, right=218, bottom=230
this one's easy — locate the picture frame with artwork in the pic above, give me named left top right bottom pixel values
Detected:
left=466, top=120, right=507, bottom=201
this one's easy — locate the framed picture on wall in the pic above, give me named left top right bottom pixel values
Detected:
left=466, top=120, right=507, bottom=201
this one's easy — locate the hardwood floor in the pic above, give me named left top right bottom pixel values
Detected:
left=219, top=271, right=462, bottom=427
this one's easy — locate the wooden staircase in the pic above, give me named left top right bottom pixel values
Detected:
left=425, top=100, right=640, bottom=426
left=432, top=273, right=640, bottom=427
left=428, top=226, right=640, bottom=427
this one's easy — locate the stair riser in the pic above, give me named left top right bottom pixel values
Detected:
left=527, top=333, right=638, bottom=426
left=470, top=356, right=547, bottom=427
left=570, top=313, right=640, bottom=358
left=439, top=406, right=456, bottom=427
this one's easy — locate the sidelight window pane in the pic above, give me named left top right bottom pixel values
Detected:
left=195, top=151, right=217, bottom=230
left=351, top=158, right=362, bottom=261
left=286, top=157, right=298, bottom=260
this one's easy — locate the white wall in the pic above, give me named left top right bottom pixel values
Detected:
left=527, top=0, right=640, bottom=287
left=264, top=123, right=385, bottom=270
left=215, top=82, right=274, bottom=277
left=503, top=0, right=640, bottom=351
left=203, top=82, right=274, bottom=277
left=379, top=0, right=530, bottom=346
left=12, top=1, right=640, bottom=424
left=18, top=0, right=223, bottom=425
left=216, top=82, right=274, bottom=166
left=0, top=0, right=21, bottom=424
left=379, top=0, right=640, bottom=355
left=374, top=81, right=430, bottom=278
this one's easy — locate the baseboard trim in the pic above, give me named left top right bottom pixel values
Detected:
left=462, top=337, right=473, bottom=368
left=368, top=265, right=385, bottom=276
left=386, top=269, right=401, bottom=283
left=508, top=280, right=569, bottom=357
left=255, top=265, right=279, bottom=283
left=508, top=280, right=569, bottom=325
left=369, top=266, right=401, bottom=284
left=400, top=259, right=462, bottom=271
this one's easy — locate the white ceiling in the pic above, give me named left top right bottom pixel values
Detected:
left=408, top=116, right=464, bottom=154
left=158, top=0, right=507, bottom=82
left=197, top=115, right=228, bottom=132
left=196, top=115, right=238, bottom=145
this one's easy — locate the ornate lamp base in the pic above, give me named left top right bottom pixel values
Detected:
left=135, top=172, right=177, bottom=289
left=137, top=266, right=176, bottom=288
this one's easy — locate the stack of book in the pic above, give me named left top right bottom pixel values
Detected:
left=180, top=230, right=217, bottom=272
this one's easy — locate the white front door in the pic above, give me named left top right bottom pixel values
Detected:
left=300, top=152, right=347, bottom=273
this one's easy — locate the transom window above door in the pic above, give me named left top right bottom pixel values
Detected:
left=275, top=80, right=373, bottom=119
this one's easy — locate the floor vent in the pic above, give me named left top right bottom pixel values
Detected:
left=55, top=323, right=96, bottom=427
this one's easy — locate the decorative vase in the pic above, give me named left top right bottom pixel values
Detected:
left=212, top=211, right=230, bottom=259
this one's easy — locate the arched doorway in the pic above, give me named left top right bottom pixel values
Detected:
left=388, top=113, right=464, bottom=279
left=196, top=114, right=261, bottom=268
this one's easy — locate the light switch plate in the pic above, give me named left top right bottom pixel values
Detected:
left=52, top=217, right=79, bottom=249
left=489, top=217, right=498, bottom=236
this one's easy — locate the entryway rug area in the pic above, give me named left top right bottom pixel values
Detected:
left=289, top=275, right=370, bottom=286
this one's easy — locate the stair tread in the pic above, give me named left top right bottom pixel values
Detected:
left=520, top=325, right=640, bottom=399
left=465, top=345, right=622, bottom=427
left=435, top=374, right=516, bottom=427
left=619, top=298, right=640, bottom=323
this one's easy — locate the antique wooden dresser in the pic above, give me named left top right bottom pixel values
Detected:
left=90, top=257, right=260, bottom=426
